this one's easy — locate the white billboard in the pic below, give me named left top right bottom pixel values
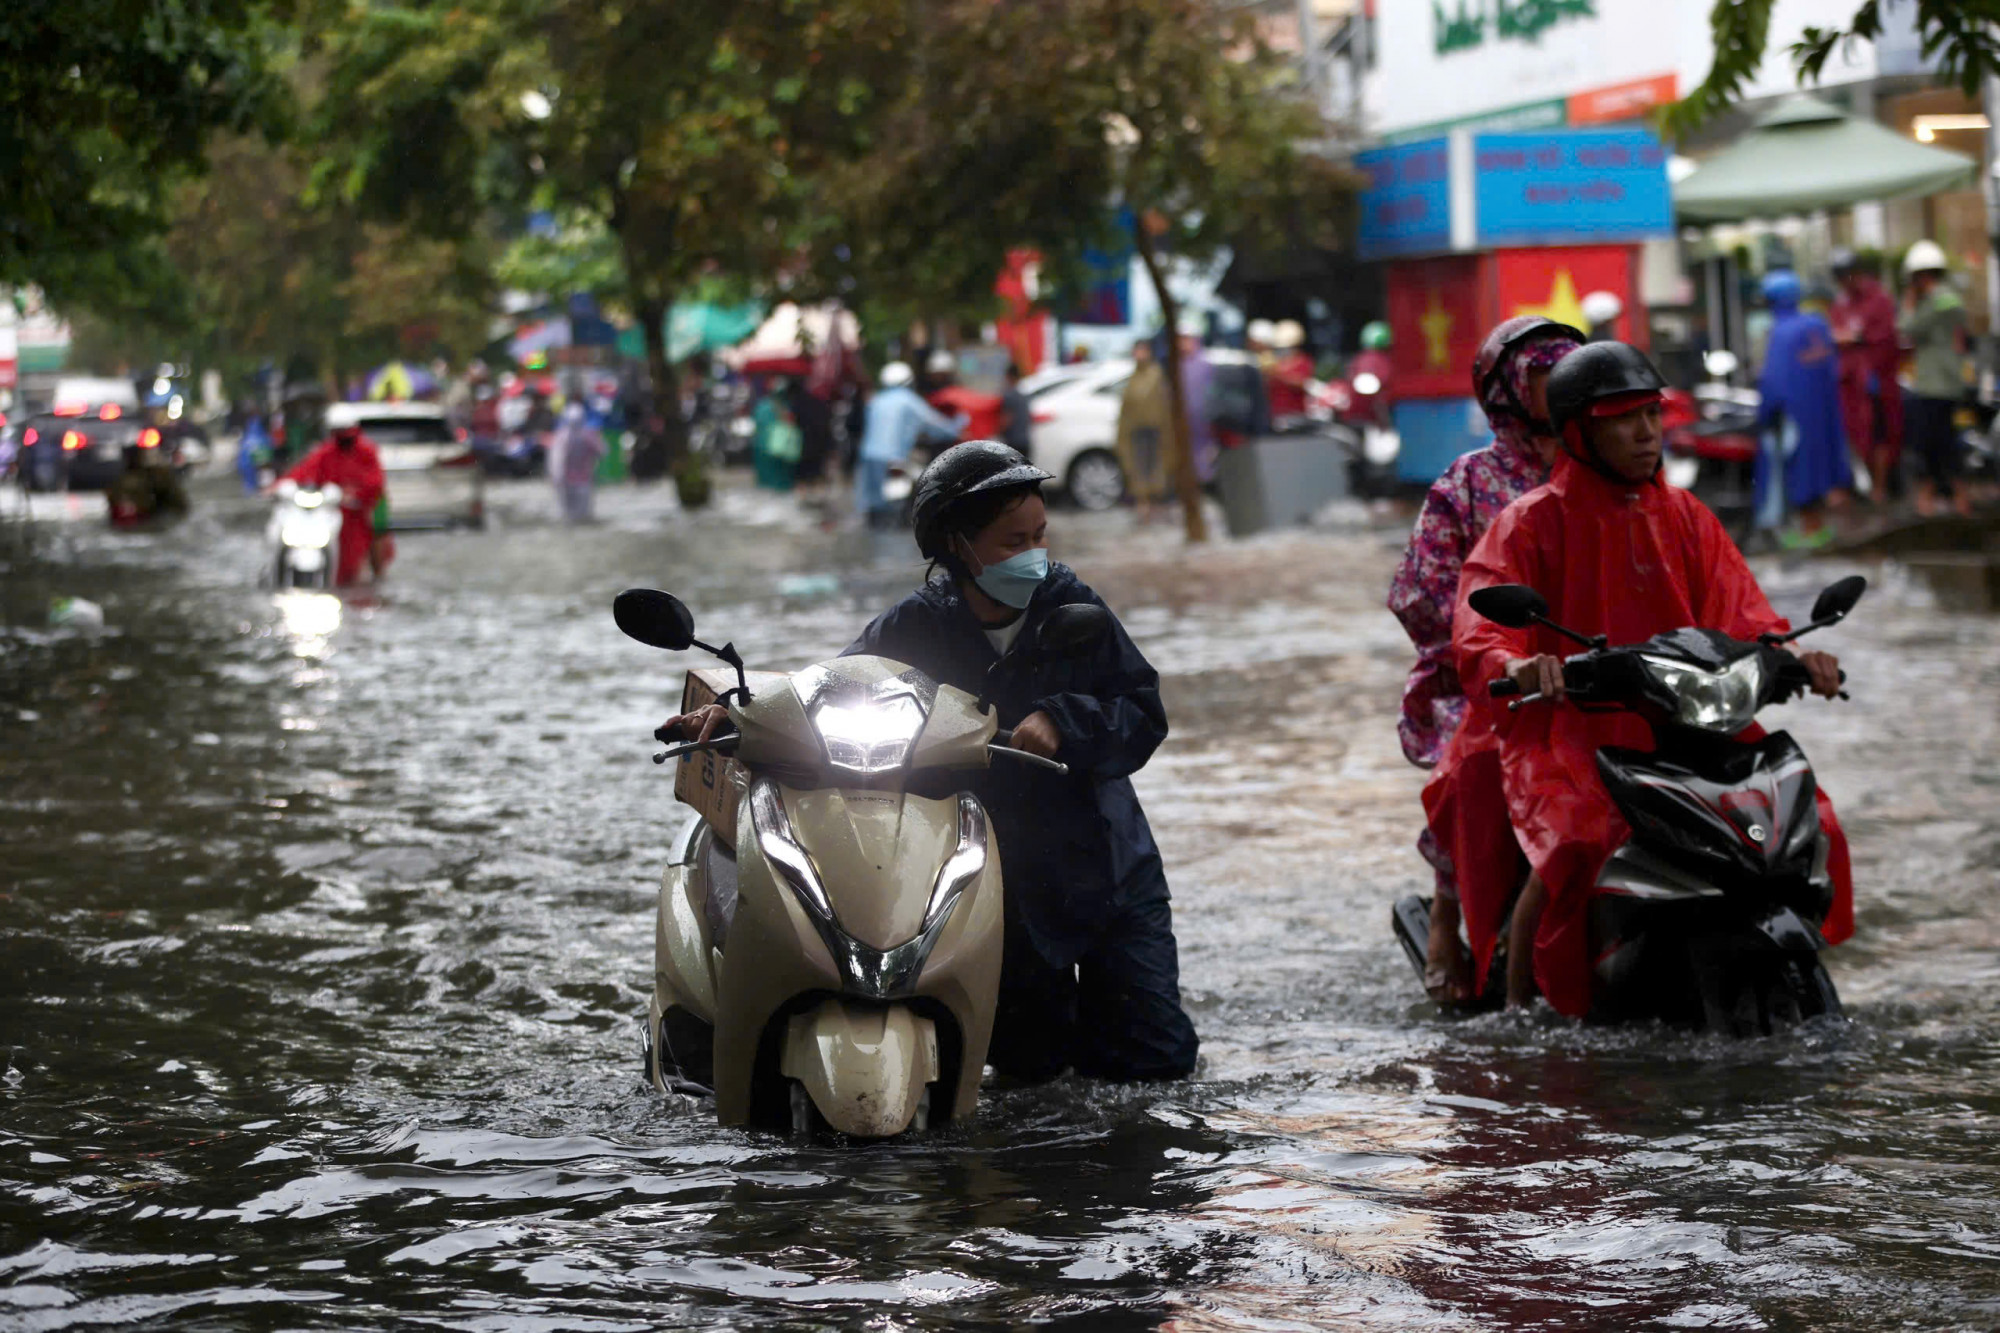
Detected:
left=1364, top=0, right=1889, bottom=137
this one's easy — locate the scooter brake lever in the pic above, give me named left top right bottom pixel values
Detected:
left=987, top=743, right=1069, bottom=776
left=1508, top=692, right=1546, bottom=712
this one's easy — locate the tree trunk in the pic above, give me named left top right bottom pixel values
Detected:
left=1133, top=220, right=1209, bottom=543
left=628, top=293, right=689, bottom=482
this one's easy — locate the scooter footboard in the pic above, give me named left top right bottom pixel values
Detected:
left=780, top=998, right=940, bottom=1138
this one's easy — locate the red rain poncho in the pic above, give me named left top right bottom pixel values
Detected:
left=1440, top=453, right=1855, bottom=1015
left=282, top=435, right=386, bottom=586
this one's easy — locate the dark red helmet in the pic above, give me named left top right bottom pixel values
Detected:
left=1472, top=315, right=1587, bottom=421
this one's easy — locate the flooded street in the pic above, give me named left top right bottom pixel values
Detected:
left=4, top=481, right=1999, bottom=1331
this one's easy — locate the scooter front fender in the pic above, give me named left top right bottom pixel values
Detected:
left=780, top=998, right=939, bottom=1138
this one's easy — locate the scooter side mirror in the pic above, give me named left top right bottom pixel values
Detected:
left=1810, top=575, right=1866, bottom=626
left=275, top=479, right=298, bottom=500
left=1039, top=604, right=1112, bottom=660
left=1704, top=349, right=1740, bottom=379
left=1468, top=584, right=1549, bottom=630
left=614, top=588, right=697, bottom=651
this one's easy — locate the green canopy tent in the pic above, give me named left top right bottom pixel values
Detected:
left=613, top=301, right=765, bottom=363
left=1675, top=95, right=1976, bottom=222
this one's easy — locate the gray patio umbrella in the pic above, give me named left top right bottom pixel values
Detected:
left=1675, top=94, right=1976, bottom=222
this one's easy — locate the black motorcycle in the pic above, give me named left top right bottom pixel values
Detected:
left=1395, top=575, right=1864, bottom=1034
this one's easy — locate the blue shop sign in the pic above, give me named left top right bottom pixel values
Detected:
left=1357, top=138, right=1452, bottom=260
left=1472, top=129, right=1671, bottom=248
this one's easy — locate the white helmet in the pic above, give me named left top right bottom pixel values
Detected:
left=1272, top=320, right=1306, bottom=349
left=1246, top=319, right=1277, bottom=346
left=1903, top=239, right=1948, bottom=277
left=880, top=361, right=914, bottom=389
left=926, top=348, right=957, bottom=375
left=1581, top=290, right=1624, bottom=326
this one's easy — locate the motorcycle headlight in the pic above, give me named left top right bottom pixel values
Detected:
left=1639, top=653, right=1765, bottom=733
left=810, top=693, right=926, bottom=776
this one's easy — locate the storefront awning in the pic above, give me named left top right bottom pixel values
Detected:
left=1674, top=95, right=1976, bottom=223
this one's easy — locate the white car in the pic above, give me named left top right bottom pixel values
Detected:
left=325, top=402, right=482, bottom=530
left=1025, top=358, right=1135, bottom=511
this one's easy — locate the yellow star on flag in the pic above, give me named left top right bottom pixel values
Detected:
left=1513, top=269, right=1588, bottom=330
left=1419, top=293, right=1454, bottom=371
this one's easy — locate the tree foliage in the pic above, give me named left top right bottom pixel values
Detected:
left=1667, top=0, right=2000, bottom=136
left=0, top=0, right=282, bottom=306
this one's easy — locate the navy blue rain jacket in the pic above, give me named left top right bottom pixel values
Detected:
left=844, top=564, right=1170, bottom=968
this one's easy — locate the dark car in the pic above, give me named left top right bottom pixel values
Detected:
left=19, top=412, right=147, bottom=491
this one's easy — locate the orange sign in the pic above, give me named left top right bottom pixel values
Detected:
left=1567, top=74, right=1677, bottom=127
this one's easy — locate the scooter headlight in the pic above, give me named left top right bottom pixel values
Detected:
left=1639, top=653, right=1765, bottom=733
left=810, top=693, right=926, bottom=776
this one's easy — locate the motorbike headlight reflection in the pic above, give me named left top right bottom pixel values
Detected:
left=1640, top=653, right=1765, bottom=733
left=811, top=694, right=926, bottom=776
left=750, top=778, right=834, bottom=921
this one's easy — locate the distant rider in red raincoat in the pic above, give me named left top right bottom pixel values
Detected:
left=1447, top=342, right=1855, bottom=1016
left=281, top=423, right=388, bottom=586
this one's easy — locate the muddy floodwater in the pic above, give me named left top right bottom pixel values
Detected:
left=3, top=482, right=1999, bottom=1331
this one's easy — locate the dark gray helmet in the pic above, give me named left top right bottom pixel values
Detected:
left=910, top=440, right=1052, bottom=560
left=1545, top=341, right=1668, bottom=438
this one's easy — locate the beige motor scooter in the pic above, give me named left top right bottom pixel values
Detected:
left=613, top=589, right=1107, bottom=1137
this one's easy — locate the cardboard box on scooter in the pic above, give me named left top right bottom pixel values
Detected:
left=675, top=667, right=789, bottom=848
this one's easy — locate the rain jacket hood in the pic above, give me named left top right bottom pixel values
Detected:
left=844, top=563, right=1171, bottom=967
left=1442, top=453, right=1855, bottom=1013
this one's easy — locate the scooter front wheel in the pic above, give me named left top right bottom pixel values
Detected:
left=788, top=1081, right=824, bottom=1140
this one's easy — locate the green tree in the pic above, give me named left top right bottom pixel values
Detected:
left=828, top=0, right=1338, bottom=541
left=70, top=130, right=492, bottom=391
left=0, top=0, right=281, bottom=308
left=304, top=0, right=903, bottom=470
left=1668, top=0, right=2000, bottom=135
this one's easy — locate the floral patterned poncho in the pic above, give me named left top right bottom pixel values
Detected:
left=1386, top=331, right=1576, bottom=770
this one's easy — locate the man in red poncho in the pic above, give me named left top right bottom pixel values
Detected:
left=1445, top=342, right=1856, bottom=1016
left=280, top=423, right=387, bottom=586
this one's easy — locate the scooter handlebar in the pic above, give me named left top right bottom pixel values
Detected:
left=1489, top=678, right=1522, bottom=698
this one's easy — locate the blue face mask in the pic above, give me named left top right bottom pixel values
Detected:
left=970, top=547, right=1049, bottom=610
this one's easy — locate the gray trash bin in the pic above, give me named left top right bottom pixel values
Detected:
left=1214, top=428, right=1352, bottom=537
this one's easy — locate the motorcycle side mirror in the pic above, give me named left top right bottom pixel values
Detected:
left=1467, top=585, right=1549, bottom=629
left=1810, top=575, right=1866, bottom=626
left=613, top=588, right=696, bottom=651
left=1038, top=604, right=1112, bottom=660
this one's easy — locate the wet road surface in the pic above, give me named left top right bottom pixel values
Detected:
left=3, top=479, right=1998, bottom=1330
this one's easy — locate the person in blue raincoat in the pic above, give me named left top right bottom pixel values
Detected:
left=662, top=441, right=1199, bottom=1083
left=1754, top=269, right=1852, bottom=548
left=236, top=414, right=272, bottom=492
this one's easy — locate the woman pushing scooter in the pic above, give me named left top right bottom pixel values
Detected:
left=664, top=441, right=1198, bottom=1085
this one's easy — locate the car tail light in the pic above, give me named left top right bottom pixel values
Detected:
left=53, top=403, right=85, bottom=417
left=1032, top=412, right=1055, bottom=425
left=455, top=426, right=468, bottom=442
left=23, top=428, right=37, bottom=446
left=99, top=404, right=123, bottom=421
left=139, top=428, right=162, bottom=449
left=62, top=430, right=87, bottom=452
